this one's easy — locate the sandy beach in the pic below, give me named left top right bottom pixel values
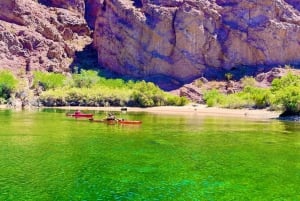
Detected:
left=0, top=103, right=281, bottom=119
left=52, top=104, right=281, bottom=119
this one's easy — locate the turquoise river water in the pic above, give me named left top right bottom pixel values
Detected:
left=0, top=109, right=299, bottom=200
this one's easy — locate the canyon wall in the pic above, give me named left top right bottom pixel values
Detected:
left=0, top=0, right=91, bottom=73
left=93, top=0, right=300, bottom=81
left=0, top=0, right=300, bottom=82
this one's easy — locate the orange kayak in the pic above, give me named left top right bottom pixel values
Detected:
left=118, top=120, right=142, bottom=125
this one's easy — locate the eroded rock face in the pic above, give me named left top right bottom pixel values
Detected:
left=38, top=0, right=85, bottom=15
left=1, top=0, right=300, bottom=83
left=93, top=0, right=300, bottom=81
left=85, top=0, right=102, bottom=29
left=0, top=0, right=91, bottom=73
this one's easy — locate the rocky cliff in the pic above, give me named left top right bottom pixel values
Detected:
left=93, top=0, right=300, bottom=82
left=1, top=0, right=300, bottom=84
left=0, top=0, right=91, bottom=74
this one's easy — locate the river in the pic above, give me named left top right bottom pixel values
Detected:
left=0, top=109, right=299, bottom=200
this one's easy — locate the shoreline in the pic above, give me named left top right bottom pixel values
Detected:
left=0, top=104, right=281, bottom=119
left=50, top=104, right=281, bottom=119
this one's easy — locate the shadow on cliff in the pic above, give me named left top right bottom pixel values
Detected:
left=201, top=63, right=300, bottom=81
left=70, top=44, right=300, bottom=91
left=70, top=44, right=144, bottom=80
left=70, top=44, right=185, bottom=91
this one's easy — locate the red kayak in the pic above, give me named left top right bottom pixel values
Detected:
left=66, top=112, right=94, bottom=118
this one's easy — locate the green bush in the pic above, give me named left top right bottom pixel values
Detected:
left=204, top=86, right=271, bottom=109
left=97, top=77, right=126, bottom=89
left=39, top=87, right=132, bottom=107
left=33, top=71, right=66, bottom=90
left=33, top=69, right=188, bottom=107
left=202, top=72, right=300, bottom=115
left=271, top=72, right=300, bottom=92
left=166, top=95, right=189, bottom=106
left=270, top=73, right=300, bottom=115
left=0, top=70, right=18, bottom=99
left=72, top=69, right=100, bottom=88
left=242, top=86, right=271, bottom=108
left=272, top=86, right=300, bottom=115
left=39, top=82, right=188, bottom=107
left=203, top=89, right=224, bottom=107
left=241, top=76, right=256, bottom=88
left=0, top=97, right=6, bottom=104
left=131, top=81, right=166, bottom=107
left=221, top=94, right=253, bottom=109
left=225, top=73, right=233, bottom=81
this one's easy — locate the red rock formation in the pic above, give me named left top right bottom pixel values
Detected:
left=93, top=0, right=300, bottom=81
left=0, top=0, right=91, bottom=74
left=1, top=0, right=300, bottom=84
left=38, top=0, right=85, bottom=15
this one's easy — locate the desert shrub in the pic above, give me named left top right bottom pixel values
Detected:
left=204, top=86, right=271, bottom=109
left=0, top=97, right=6, bottom=104
left=39, top=83, right=188, bottom=107
left=129, top=81, right=188, bottom=107
left=125, top=80, right=136, bottom=89
left=270, top=73, right=300, bottom=115
left=225, top=73, right=233, bottom=81
left=207, top=72, right=300, bottom=112
left=36, top=70, right=188, bottom=107
left=132, top=92, right=154, bottom=107
left=0, top=70, right=18, bottom=99
left=284, top=65, right=293, bottom=70
left=241, top=76, right=256, bottom=88
left=97, top=77, right=126, bottom=89
left=220, top=94, right=253, bottom=109
left=39, top=87, right=133, bottom=107
left=241, top=86, right=271, bottom=108
left=166, top=95, right=189, bottom=106
left=72, top=69, right=100, bottom=88
left=271, top=72, right=300, bottom=92
left=130, top=81, right=165, bottom=107
left=203, top=89, right=225, bottom=107
left=193, top=79, right=204, bottom=88
left=273, top=86, right=300, bottom=115
left=33, top=71, right=65, bottom=90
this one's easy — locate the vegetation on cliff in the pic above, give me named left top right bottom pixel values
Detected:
left=203, top=72, right=300, bottom=115
left=0, top=71, right=18, bottom=104
left=0, top=68, right=299, bottom=116
left=34, top=70, right=188, bottom=107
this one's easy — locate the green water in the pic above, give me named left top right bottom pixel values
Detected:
left=0, top=109, right=299, bottom=201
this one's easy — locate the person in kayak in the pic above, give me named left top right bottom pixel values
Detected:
left=107, top=113, right=116, bottom=120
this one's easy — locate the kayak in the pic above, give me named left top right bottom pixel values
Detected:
left=118, top=120, right=142, bottom=125
left=66, top=113, right=94, bottom=118
left=89, top=118, right=117, bottom=124
left=89, top=118, right=142, bottom=125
